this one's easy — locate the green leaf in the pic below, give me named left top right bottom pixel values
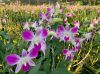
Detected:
left=43, top=60, right=50, bottom=73
left=50, top=68, right=73, bottom=74
left=56, top=60, right=70, bottom=68
left=28, top=57, right=45, bottom=74
left=37, top=71, right=47, bottom=74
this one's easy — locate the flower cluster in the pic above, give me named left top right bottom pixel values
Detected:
left=5, top=4, right=99, bottom=73
left=5, top=4, right=59, bottom=73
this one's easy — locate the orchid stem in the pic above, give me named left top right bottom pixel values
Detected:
left=51, top=47, right=55, bottom=72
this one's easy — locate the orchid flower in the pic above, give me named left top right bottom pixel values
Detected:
left=63, top=49, right=74, bottom=60
left=39, top=13, right=49, bottom=21
left=31, top=21, right=43, bottom=31
left=31, top=21, right=38, bottom=29
left=5, top=48, right=38, bottom=73
left=83, top=32, right=92, bottom=41
left=22, top=29, right=48, bottom=55
left=71, top=38, right=85, bottom=52
left=47, top=7, right=55, bottom=17
left=56, top=25, right=78, bottom=42
left=66, top=13, right=75, bottom=18
left=73, top=21, right=80, bottom=28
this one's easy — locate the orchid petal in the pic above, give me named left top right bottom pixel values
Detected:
left=41, top=41, right=46, bottom=56
left=34, top=43, right=41, bottom=51
left=22, top=30, right=34, bottom=41
left=65, top=26, right=70, bottom=31
left=73, top=21, right=80, bottom=28
left=72, top=47, right=76, bottom=52
left=63, top=49, right=68, bottom=55
left=22, top=63, right=30, bottom=72
left=22, top=49, right=27, bottom=57
left=28, top=47, right=38, bottom=58
left=68, top=54, right=73, bottom=60
left=58, top=25, right=64, bottom=32
left=28, top=42, right=34, bottom=52
left=64, top=36, right=70, bottom=42
left=41, top=28, right=48, bottom=38
left=28, top=60, right=36, bottom=66
left=5, top=54, right=20, bottom=66
left=47, top=8, right=51, bottom=12
left=15, top=63, right=22, bottom=73
left=23, top=22, right=30, bottom=30
left=65, top=55, right=68, bottom=60
left=76, top=44, right=81, bottom=51
left=71, top=27, right=78, bottom=33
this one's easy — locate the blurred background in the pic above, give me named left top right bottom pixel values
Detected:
left=0, top=0, right=100, bottom=5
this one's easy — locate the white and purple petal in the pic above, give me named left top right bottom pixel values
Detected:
left=5, top=54, right=20, bottom=66
left=22, top=49, right=27, bottom=57
left=40, top=41, right=46, bottom=56
left=28, top=60, right=36, bottom=66
left=15, top=63, right=22, bottom=73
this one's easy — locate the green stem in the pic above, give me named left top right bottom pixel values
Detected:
left=51, top=47, right=55, bottom=72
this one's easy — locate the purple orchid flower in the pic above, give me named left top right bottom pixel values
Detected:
left=39, top=13, right=49, bottom=21
left=5, top=48, right=38, bottom=73
left=56, top=25, right=78, bottom=42
left=63, top=49, right=74, bottom=60
left=22, top=28, right=48, bottom=55
left=47, top=7, right=55, bottom=17
left=71, top=37, right=85, bottom=52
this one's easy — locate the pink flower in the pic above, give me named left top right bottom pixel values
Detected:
left=73, top=21, right=80, bottom=28
left=66, top=13, right=75, bottom=18
left=63, top=49, right=74, bottom=60
left=5, top=48, right=38, bottom=73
